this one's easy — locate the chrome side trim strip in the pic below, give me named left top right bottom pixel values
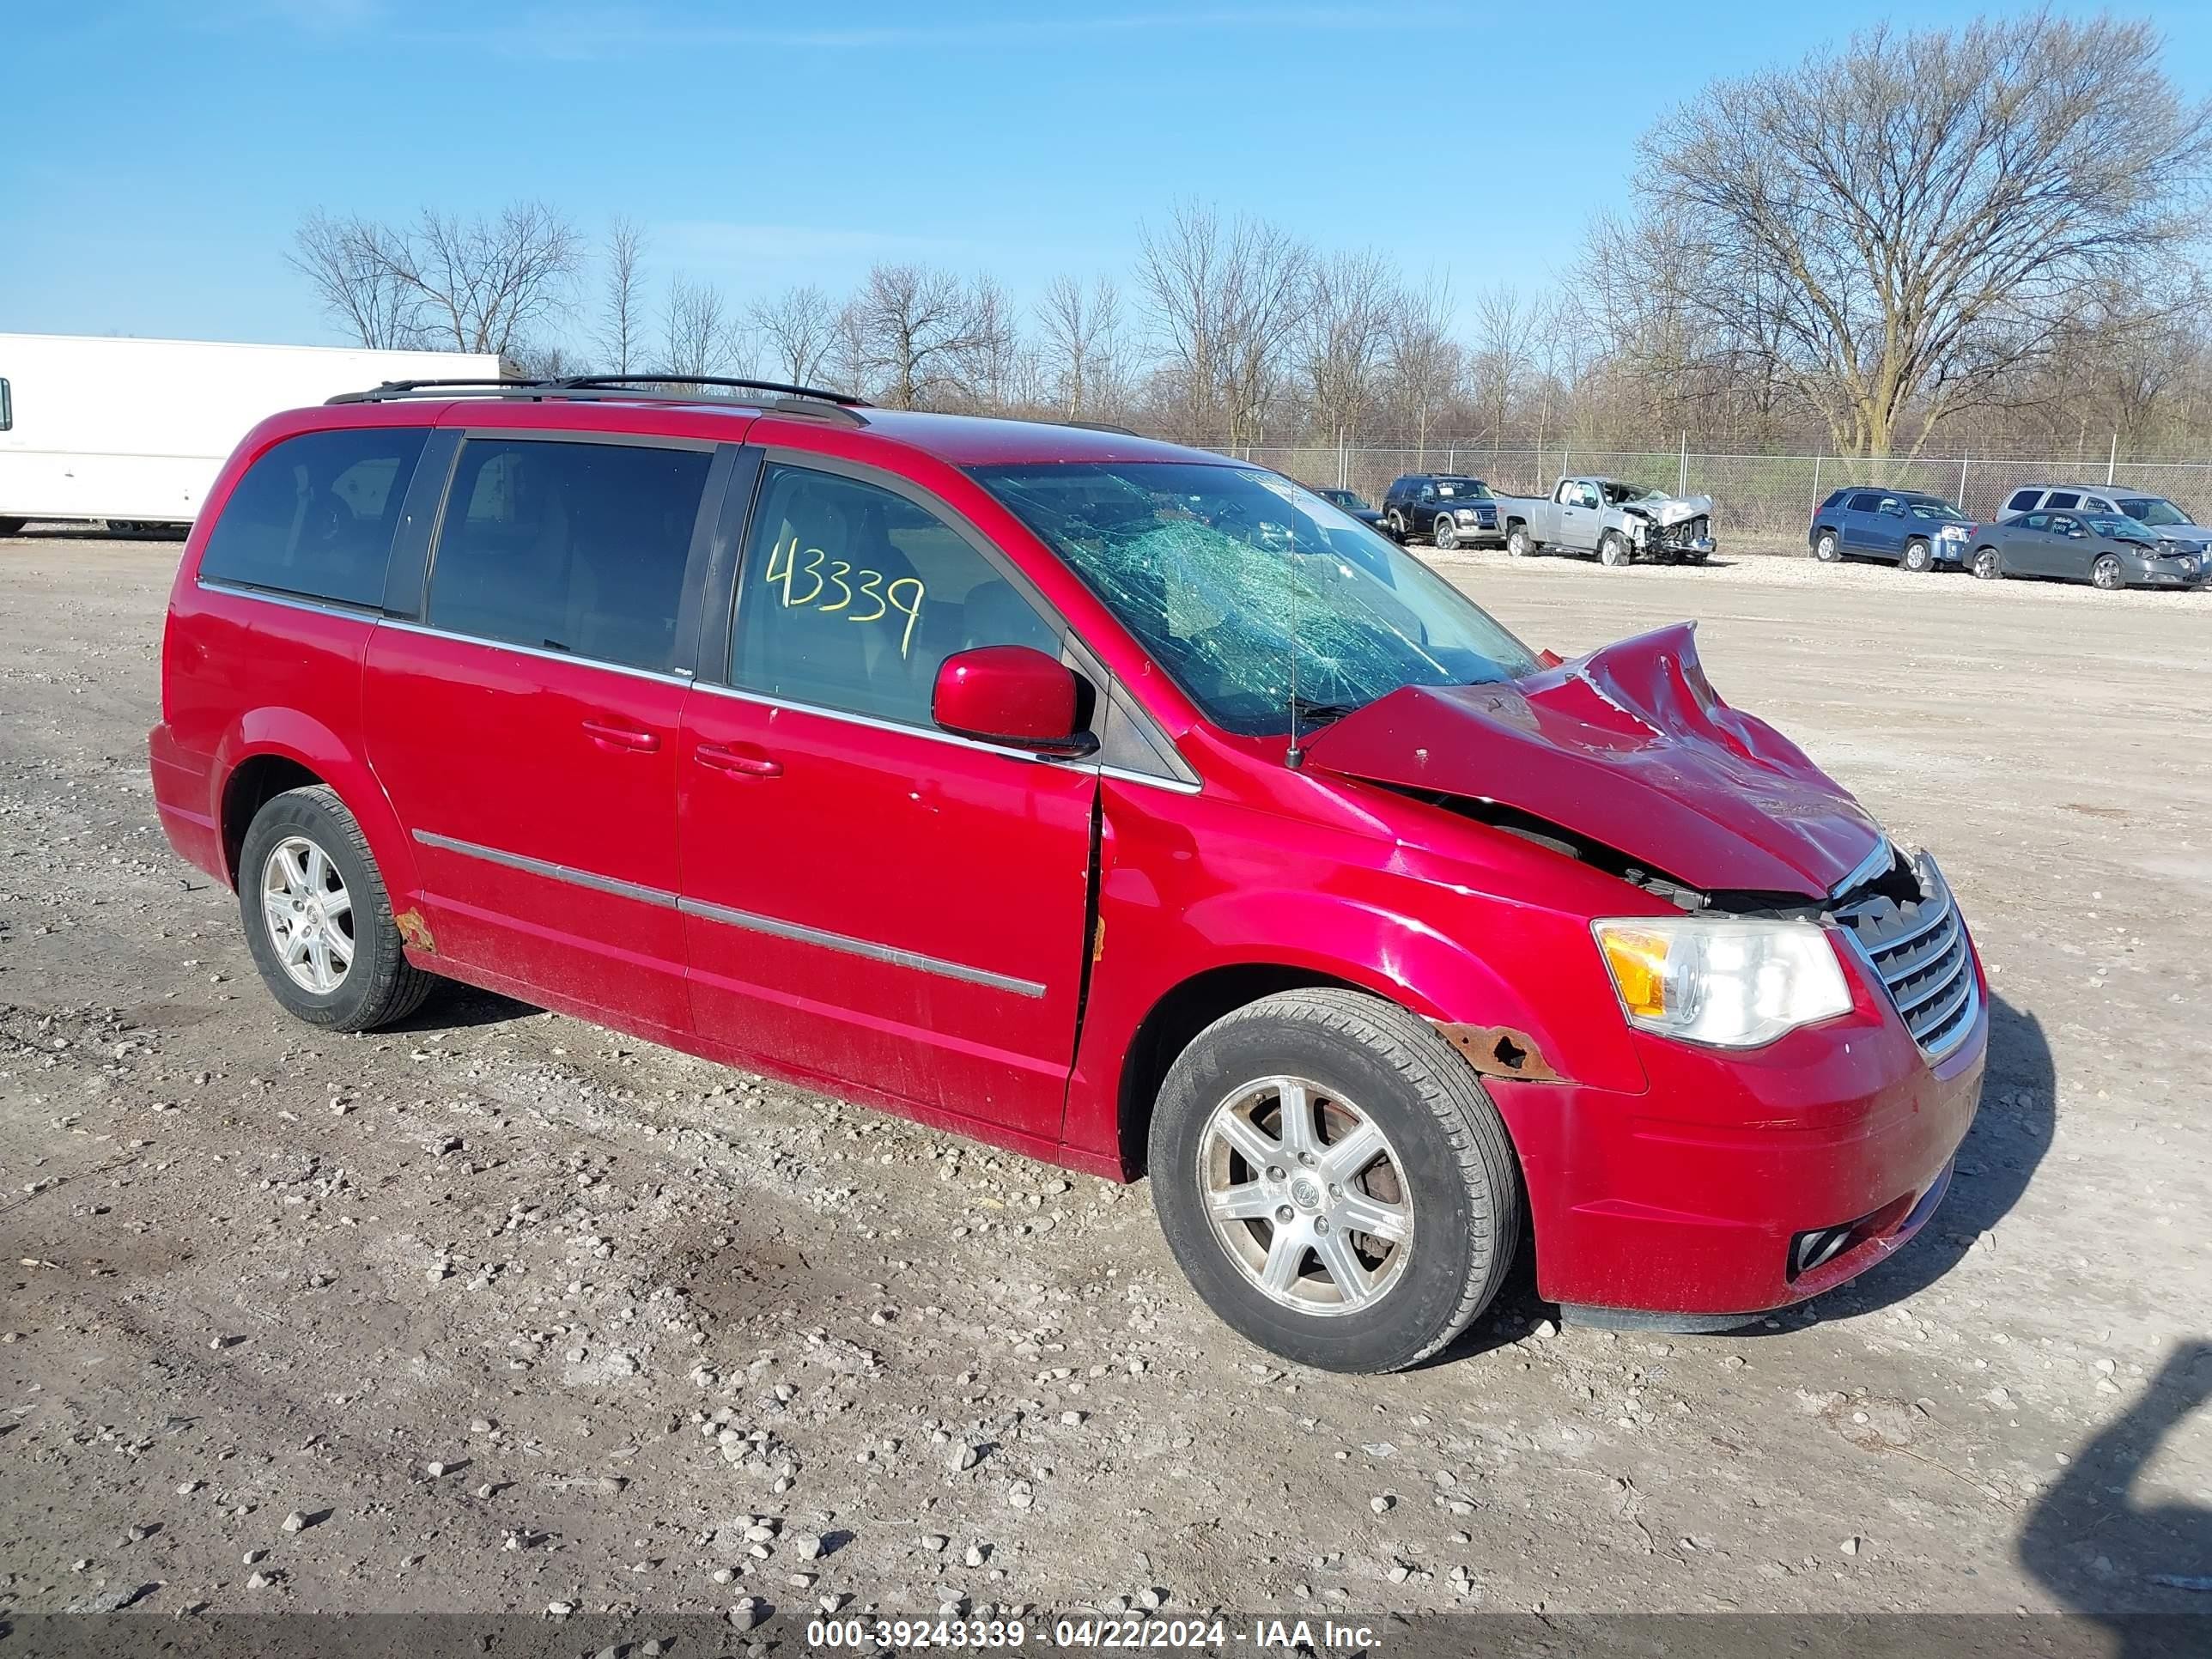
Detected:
left=678, top=896, right=1048, bottom=999
left=410, top=830, right=1047, bottom=998
left=412, top=830, right=678, bottom=908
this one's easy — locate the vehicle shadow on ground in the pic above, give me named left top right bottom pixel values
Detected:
left=1802, top=991, right=2056, bottom=1322
left=2018, top=1339, right=2212, bottom=1655
left=396, top=981, right=543, bottom=1032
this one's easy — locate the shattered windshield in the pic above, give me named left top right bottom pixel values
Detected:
left=1602, top=482, right=1664, bottom=504
left=2084, top=515, right=2155, bottom=544
left=2115, top=496, right=2191, bottom=527
left=972, top=462, right=1540, bottom=736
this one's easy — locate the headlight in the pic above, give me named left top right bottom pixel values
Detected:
left=1936, top=524, right=1967, bottom=539
left=1591, top=916, right=1852, bottom=1048
left=1456, top=508, right=1478, bottom=522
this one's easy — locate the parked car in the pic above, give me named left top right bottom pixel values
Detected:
left=1378, top=473, right=1502, bottom=550
left=1315, top=486, right=1384, bottom=531
left=1966, top=508, right=2205, bottom=591
left=151, top=375, right=1984, bottom=1373
left=1808, top=489, right=1972, bottom=571
left=1997, top=484, right=2211, bottom=556
left=1495, top=477, right=1716, bottom=566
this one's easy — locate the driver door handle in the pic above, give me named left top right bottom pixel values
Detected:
left=696, top=741, right=782, bottom=779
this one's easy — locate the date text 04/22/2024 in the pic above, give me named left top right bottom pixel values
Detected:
left=803, top=1616, right=1382, bottom=1649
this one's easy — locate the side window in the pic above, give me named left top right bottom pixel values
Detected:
left=0, top=377, right=12, bottom=431
left=1577, top=483, right=1601, bottom=509
left=2051, top=514, right=2081, bottom=535
left=732, top=464, right=1060, bottom=726
left=2045, top=492, right=2080, bottom=509
left=1418, top=483, right=1436, bottom=501
left=2083, top=497, right=2112, bottom=514
left=1846, top=491, right=1881, bottom=512
left=2021, top=513, right=2050, bottom=531
left=199, top=426, right=429, bottom=606
left=2004, top=489, right=2040, bottom=513
left=426, top=438, right=710, bottom=674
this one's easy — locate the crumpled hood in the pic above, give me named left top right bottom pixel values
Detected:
left=1626, top=493, right=1712, bottom=527
left=1302, top=621, right=1882, bottom=899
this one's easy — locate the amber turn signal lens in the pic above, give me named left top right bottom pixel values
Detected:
left=1595, top=926, right=1672, bottom=1019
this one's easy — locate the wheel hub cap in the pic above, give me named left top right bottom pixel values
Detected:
left=259, top=835, right=356, bottom=996
left=1197, top=1075, right=1414, bottom=1316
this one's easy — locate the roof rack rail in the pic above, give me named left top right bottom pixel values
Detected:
left=325, top=374, right=871, bottom=426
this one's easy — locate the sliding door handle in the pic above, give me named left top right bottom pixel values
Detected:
left=581, top=719, right=662, bottom=753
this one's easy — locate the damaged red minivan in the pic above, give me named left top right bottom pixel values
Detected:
left=150, top=378, right=1985, bottom=1371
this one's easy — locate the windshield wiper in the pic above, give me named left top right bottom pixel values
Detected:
left=1286, top=695, right=1365, bottom=726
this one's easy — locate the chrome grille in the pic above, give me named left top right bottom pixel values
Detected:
left=1832, top=854, right=1978, bottom=1058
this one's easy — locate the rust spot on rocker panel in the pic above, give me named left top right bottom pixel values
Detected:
left=1432, top=1021, right=1569, bottom=1084
left=395, top=909, right=436, bottom=953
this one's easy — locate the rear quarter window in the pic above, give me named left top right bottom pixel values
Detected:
left=2005, top=489, right=2040, bottom=513
left=198, top=426, right=430, bottom=607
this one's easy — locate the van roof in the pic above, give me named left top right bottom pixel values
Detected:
left=318, top=376, right=1224, bottom=470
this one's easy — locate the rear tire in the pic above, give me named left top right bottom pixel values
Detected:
left=237, top=786, right=436, bottom=1033
left=1972, top=547, right=2002, bottom=580
left=1148, top=988, right=1522, bottom=1373
left=1813, top=531, right=1840, bottom=562
left=1598, top=531, right=1631, bottom=567
left=1385, top=510, right=1407, bottom=543
left=1432, top=516, right=1460, bottom=551
left=1506, top=525, right=1534, bottom=558
left=1902, top=538, right=1932, bottom=573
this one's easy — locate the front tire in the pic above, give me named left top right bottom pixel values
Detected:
left=1385, top=509, right=1407, bottom=542
left=1972, top=546, right=2002, bottom=580
left=238, top=785, right=435, bottom=1032
left=1148, top=988, right=1522, bottom=1373
left=1506, top=524, right=1534, bottom=558
left=2092, top=554, right=2124, bottom=591
left=1598, top=530, right=1631, bottom=567
left=1902, top=538, right=1932, bottom=573
left=1433, top=516, right=1460, bottom=551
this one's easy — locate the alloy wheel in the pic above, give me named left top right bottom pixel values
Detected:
left=1197, top=1075, right=1413, bottom=1316
left=259, top=834, right=355, bottom=994
left=1434, top=516, right=1459, bottom=551
left=1973, top=549, right=2000, bottom=580
left=2093, top=555, right=2123, bottom=591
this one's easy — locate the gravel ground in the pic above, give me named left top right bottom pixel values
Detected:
left=1, top=530, right=2207, bottom=1626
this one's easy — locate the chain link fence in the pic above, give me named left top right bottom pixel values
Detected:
left=1194, top=440, right=2212, bottom=544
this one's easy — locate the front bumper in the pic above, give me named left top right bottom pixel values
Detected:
left=1485, top=943, right=1988, bottom=1319
left=1931, top=538, right=1970, bottom=563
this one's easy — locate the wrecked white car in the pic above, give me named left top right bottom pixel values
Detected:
left=1497, top=477, right=1717, bottom=567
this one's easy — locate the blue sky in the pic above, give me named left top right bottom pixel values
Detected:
left=6, top=1, right=2211, bottom=350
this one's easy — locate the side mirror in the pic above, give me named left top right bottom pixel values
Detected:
left=932, top=646, right=1095, bottom=757
left=2068, top=527, right=2087, bottom=538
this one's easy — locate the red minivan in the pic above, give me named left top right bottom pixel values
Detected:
left=150, top=377, right=1985, bottom=1372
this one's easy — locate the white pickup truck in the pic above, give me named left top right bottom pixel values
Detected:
left=1495, top=476, right=1716, bottom=566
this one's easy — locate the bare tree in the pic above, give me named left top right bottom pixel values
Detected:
left=749, top=284, right=841, bottom=387
left=1468, top=283, right=1535, bottom=454
left=1301, top=250, right=1397, bottom=447
left=1383, top=277, right=1463, bottom=468
left=593, top=216, right=648, bottom=376
left=1037, top=275, right=1123, bottom=420
left=376, top=202, right=585, bottom=360
left=1635, top=14, right=2212, bottom=458
left=846, top=264, right=994, bottom=410
left=1137, top=202, right=1309, bottom=446
left=289, top=210, right=422, bottom=349
left=660, top=274, right=738, bottom=378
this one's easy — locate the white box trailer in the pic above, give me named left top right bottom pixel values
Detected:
left=0, top=333, right=504, bottom=533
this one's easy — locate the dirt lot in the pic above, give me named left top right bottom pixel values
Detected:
left=2, top=532, right=2207, bottom=1628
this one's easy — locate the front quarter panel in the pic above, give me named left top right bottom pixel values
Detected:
left=1063, top=771, right=1657, bottom=1168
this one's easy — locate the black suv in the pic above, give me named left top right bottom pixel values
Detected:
left=1380, top=475, right=1501, bottom=550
